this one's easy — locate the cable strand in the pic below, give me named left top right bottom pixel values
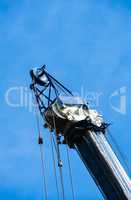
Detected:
left=50, top=133, right=60, bottom=200
left=66, top=144, right=76, bottom=200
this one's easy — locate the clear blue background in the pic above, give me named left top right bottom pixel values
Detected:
left=0, top=0, right=131, bottom=199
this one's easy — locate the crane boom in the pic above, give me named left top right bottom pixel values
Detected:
left=74, top=131, right=130, bottom=200
left=30, top=66, right=131, bottom=200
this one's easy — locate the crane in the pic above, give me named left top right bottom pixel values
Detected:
left=30, top=65, right=131, bottom=200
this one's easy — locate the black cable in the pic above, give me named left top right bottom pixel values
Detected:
left=50, top=133, right=60, bottom=200
left=51, top=111, right=66, bottom=200
left=65, top=144, right=76, bottom=200
left=107, top=129, right=131, bottom=175
left=39, top=145, right=48, bottom=200
left=33, top=93, right=48, bottom=200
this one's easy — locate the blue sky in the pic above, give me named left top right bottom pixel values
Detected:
left=0, top=0, right=131, bottom=199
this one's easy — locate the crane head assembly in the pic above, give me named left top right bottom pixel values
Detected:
left=30, top=66, right=108, bottom=147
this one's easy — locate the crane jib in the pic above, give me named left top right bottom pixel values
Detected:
left=30, top=66, right=131, bottom=200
